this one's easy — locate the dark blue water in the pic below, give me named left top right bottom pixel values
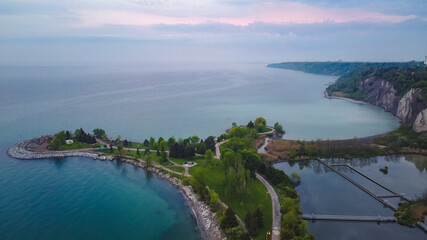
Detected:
left=0, top=64, right=401, bottom=239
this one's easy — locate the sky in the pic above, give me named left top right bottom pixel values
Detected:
left=0, top=0, right=426, bottom=66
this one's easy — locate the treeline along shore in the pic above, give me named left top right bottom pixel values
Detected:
left=8, top=118, right=317, bottom=240
left=8, top=135, right=226, bottom=240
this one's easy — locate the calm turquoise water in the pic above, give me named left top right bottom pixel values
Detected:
left=274, top=157, right=427, bottom=240
left=0, top=64, right=401, bottom=239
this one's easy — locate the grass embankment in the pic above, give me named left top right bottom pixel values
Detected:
left=189, top=158, right=272, bottom=240
left=264, top=138, right=385, bottom=161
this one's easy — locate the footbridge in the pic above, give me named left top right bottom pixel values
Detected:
left=300, top=214, right=396, bottom=222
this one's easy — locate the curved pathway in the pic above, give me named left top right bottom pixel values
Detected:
left=214, top=139, right=228, bottom=159
left=256, top=173, right=281, bottom=240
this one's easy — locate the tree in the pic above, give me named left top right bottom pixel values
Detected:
left=290, top=172, right=301, bottom=185
left=232, top=122, right=237, bottom=128
left=209, top=189, right=220, bottom=211
left=205, top=149, right=214, bottom=161
left=74, top=128, right=83, bottom=138
left=247, top=121, right=255, bottom=128
left=220, top=207, right=238, bottom=230
left=145, top=154, right=153, bottom=168
left=161, top=151, right=168, bottom=162
left=281, top=197, right=297, bottom=213
left=159, top=140, right=167, bottom=150
left=196, top=142, right=206, bottom=154
left=289, top=148, right=297, bottom=159
left=205, top=136, right=216, bottom=152
left=255, top=117, right=266, bottom=131
left=136, top=148, right=140, bottom=157
left=149, top=137, right=155, bottom=147
left=117, top=145, right=124, bottom=157
left=225, top=226, right=245, bottom=240
left=93, top=128, right=105, bottom=138
left=65, top=131, right=71, bottom=140
left=167, top=137, right=176, bottom=147
left=274, top=122, right=284, bottom=134
left=144, top=148, right=150, bottom=155
left=51, top=131, right=66, bottom=150
left=253, top=207, right=264, bottom=228
left=244, top=211, right=256, bottom=236
left=143, top=139, right=149, bottom=146
left=116, top=135, right=121, bottom=141
left=189, top=136, right=200, bottom=145
left=102, top=133, right=108, bottom=140
left=153, top=142, right=159, bottom=150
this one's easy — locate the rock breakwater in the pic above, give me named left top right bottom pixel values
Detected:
left=8, top=137, right=225, bottom=240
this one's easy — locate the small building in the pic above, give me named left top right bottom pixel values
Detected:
left=65, top=139, right=74, bottom=145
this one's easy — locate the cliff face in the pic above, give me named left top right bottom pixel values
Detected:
left=396, top=88, right=425, bottom=124
left=359, top=77, right=400, bottom=113
left=357, top=78, right=427, bottom=131
left=413, top=109, right=427, bottom=132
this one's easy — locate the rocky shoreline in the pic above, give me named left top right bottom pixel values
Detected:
left=8, top=137, right=226, bottom=240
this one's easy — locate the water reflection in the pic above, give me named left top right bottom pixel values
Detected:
left=405, top=154, right=427, bottom=172
left=273, top=155, right=427, bottom=239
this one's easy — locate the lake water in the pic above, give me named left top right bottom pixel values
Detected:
left=273, top=156, right=427, bottom=240
left=0, top=64, right=402, bottom=239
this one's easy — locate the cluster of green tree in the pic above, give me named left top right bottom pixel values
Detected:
left=374, top=124, right=427, bottom=151
left=244, top=208, right=264, bottom=236
left=274, top=122, right=285, bottom=134
left=327, top=65, right=427, bottom=100
left=49, top=128, right=100, bottom=150
left=291, top=139, right=385, bottom=159
left=169, top=142, right=196, bottom=158
left=75, top=128, right=96, bottom=144
left=267, top=61, right=422, bottom=77
left=395, top=192, right=427, bottom=227
left=49, top=131, right=67, bottom=150
left=139, top=135, right=215, bottom=155
left=93, top=128, right=107, bottom=139
left=220, top=123, right=312, bottom=239
left=280, top=197, right=314, bottom=240
left=219, top=207, right=250, bottom=240
left=187, top=168, right=250, bottom=240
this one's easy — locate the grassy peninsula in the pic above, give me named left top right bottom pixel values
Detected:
left=36, top=118, right=314, bottom=240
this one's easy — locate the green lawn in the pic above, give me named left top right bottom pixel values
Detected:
left=189, top=158, right=272, bottom=240
left=59, top=142, right=93, bottom=150
left=258, top=126, right=273, bottom=133
left=168, top=166, right=185, bottom=173
left=121, top=141, right=170, bottom=151
left=169, top=156, right=205, bottom=165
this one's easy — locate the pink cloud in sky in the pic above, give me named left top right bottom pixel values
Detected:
left=76, top=1, right=416, bottom=27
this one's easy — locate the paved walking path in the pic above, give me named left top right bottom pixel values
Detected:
left=214, top=140, right=228, bottom=159
left=256, top=173, right=281, bottom=240
left=101, top=135, right=281, bottom=238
